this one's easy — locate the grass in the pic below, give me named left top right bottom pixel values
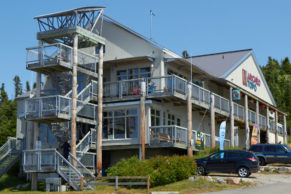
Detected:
left=0, top=176, right=253, bottom=194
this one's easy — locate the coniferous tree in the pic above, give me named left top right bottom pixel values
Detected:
left=13, top=75, right=22, bottom=97
left=26, top=81, right=30, bottom=92
left=182, top=50, right=189, bottom=58
left=0, top=83, right=8, bottom=103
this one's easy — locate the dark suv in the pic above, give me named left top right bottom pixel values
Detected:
left=249, top=144, right=291, bottom=166
left=196, top=150, right=259, bottom=177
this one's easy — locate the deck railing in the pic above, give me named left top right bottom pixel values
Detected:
left=248, top=109, right=256, bottom=124
left=26, top=43, right=98, bottom=73
left=233, top=103, right=245, bottom=120
left=259, top=115, right=267, bottom=129
left=149, top=125, right=188, bottom=146
left=23, top=149, right=84, bottom=190
left=23, top=95, right=96, bottom=121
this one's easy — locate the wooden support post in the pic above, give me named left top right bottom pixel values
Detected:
left=115, top=176, right=118, bottom=191
left=71, top=34, right=78, bottom=165
left=229, top=86, right=234, bottom=147
left=97, top=44, right=104, bottom=177
left=147, top=176, right=150, bottom=192
left=266, top=106, right=270, bottom=143
left=210, top=94, right=215, bottom=148
left=80, top=176, right=84, bottom=190
left=140, top=81, right=146, bottom=160
left=256, top=100, right=260, bottom=143
left=187, top=83, right=193, bottom=157
left=283, top=115, right=287, bottom=144
left=31, top=40, right=43, bottom=191
left=275, top=110, right=278, bottom=144
left=244, top=94, right=249, bottom=150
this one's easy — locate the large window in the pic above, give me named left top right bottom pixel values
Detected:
left=117, top=67, right=150, bottom=80
left=151, top=109, right=161, bottom=126
left=103, top=109, right=138, bottom=139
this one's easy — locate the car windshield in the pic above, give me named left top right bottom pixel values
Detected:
left=282, top=145, right=291, bottom=152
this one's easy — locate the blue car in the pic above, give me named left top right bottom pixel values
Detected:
left=249, top=144, right=291, bottom=166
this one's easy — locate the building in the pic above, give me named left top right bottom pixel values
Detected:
left=0, top=6, right=287, bottom=191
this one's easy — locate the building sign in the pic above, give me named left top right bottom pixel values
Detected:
left=242, top=69, right=261, bottom=91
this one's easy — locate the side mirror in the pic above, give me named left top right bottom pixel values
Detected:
left=285, top=150, right=288, bottom=153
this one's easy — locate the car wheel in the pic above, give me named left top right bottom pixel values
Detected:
left=259, top=157, right=266, bottom=166
left=238, top=167, right=250, bottom=178
left=197, top=166, right=206, bottom=176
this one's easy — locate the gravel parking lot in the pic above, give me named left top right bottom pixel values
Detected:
left=203, top=172, right=291, bottom=194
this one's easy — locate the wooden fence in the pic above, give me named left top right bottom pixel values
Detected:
left=85, top=176, right=150, bottom=192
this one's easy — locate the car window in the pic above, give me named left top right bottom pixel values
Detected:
left=210, top=152, right=225, bottom=160
left=228, top=152, right=241, bottom=159
left=276, top=145, right=286, bottom=153
left=264, top=145, right=276, bottom=153
left=283, top=145, right=291, bottom=152
left=250, top=145, right=262, bottom=152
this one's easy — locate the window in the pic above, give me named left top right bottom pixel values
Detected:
left=95, top=44, right=106, bottom=54
left=168, top=114, right=175, bottom=125
left=264, top=145, right=276, bottom=153
left=103, top=109, right=138, bottom=139
left=228, top=152, right=241, bottom=160
left=276, top=145, right=286, bottom=153
left=117, top=67, right=150, bottom=80
left=151, top=109, right=161, bottom=126
left=210, top=152, right=225, bottom=160
left=177, top=118, right=181, bottom=126
left=250, top=145, right=263, bottom=152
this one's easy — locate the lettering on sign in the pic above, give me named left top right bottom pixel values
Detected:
left=242, top=69, right=261, bottom=91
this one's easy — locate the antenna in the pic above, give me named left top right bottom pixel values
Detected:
left=150, top=10, right=155, bottom=40
left=190, top=53, right=193, bottom=83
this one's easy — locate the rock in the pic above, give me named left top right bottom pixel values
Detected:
left=215, top=178, right=226, bottom=184
left=278, top=167, right=288, bottom=173
left=188, top=177, right=198, bottom=182
left=226, top=177, right=241, bottom=184
left=241, top=178, right=254, bottom=183
left=206, top=176, right=213, bottom=182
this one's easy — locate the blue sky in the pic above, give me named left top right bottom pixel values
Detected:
left=1, top=0, right=291, bottom=98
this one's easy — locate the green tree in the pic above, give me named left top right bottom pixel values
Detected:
left=26, top=81, right=30, bottom=92
left=182, top=50, right=189, bottom=58
left=0, top=83, right=8, bottom=103
left=13, top=75, right=22, bottom=97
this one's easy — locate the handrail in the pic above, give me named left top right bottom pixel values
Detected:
left=76, top=130, right=92, bottom=152
left=69, top=153, right=94, bottom=177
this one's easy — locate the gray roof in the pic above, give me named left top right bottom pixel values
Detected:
left=187, top=49, right=252, bottom=78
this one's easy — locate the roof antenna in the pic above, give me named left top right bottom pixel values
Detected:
left=150, top=10, right=155, bottom=40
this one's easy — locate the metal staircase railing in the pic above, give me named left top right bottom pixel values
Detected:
left=75, top=129, right=96, bottom=172
left=23, top=149, right=89, bottom=191
left=0, top=137, right=23, bottom=177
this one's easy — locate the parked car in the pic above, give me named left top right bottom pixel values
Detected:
left=196, top=150, right=259, bottom=177
left=249, top=144, right=291, bottom=166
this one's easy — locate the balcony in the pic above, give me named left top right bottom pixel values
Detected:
left=22, top=95, right=97, bottom=124
left=26, top=43, right=98, bottom=77
left=149, top=125, right=230, bottom=149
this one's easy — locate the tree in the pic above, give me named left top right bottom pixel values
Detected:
left=0, top=83, right=8, bottom=103
left=13, top=75, right=22, bottom=98
left=182, top=50, right=189, bottom=58
left=33, top=82, right=36, bottom=89
left=26, top=81, right=30, bottom=92
left=282, top=57, right=291, bottom=74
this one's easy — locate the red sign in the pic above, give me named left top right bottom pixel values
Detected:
left=242, top=69, right=261, bottom=91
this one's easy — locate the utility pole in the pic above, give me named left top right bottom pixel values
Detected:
left=140, top=81, right=146, bottom=160
left=187, top=83, right=193, bottom=157
left=97, top=44, right=104, bottom=177
left=210, top=94, right=215, bottom=147
left=71, top=34, right=78, bottom=166
left=150, top=10, right=155, bottom=40
left=31, top=40, right=42, bottom=191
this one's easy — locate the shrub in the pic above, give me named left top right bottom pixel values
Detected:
left=106, top=155, right=196, bottom=187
